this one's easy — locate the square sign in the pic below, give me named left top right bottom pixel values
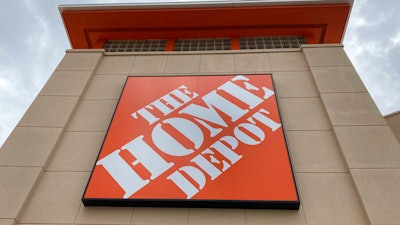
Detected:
left=82, top=74, right=300, bottom=209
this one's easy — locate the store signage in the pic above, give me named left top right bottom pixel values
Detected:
left=82, top=74, right=299, bottom=209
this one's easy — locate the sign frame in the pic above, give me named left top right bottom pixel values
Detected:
left=82, top=74, right=300, bottom=209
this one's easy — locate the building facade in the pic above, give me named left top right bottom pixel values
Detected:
left=385, top=111, right=400, bottom=142
left=1, top=1, right=400, bottom=225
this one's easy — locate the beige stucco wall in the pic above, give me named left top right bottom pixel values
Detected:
left=1, top=45, right=400, bottom=225
left=385, top=111, right=400, bottom=143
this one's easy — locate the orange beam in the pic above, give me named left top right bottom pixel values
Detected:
left=61, top=4, right=350, bottom=49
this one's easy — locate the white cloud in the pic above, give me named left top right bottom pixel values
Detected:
left=0, top=1, right=66, bottom=147
left=0, top=76, right=12, bottom=92
left=344, top=0, right=400, bottom=116
left=390, top=32, right=400, bottom=45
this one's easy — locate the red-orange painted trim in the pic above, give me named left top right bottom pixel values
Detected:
left=93, top=39, right=106, bottom=49
left=166, top=39, right=175, bottom=51
left=61, top=4, right=350, bottom=49
left=231, top=37, right=240, bottom=50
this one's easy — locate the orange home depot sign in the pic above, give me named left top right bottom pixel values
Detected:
left=82, top=74, right=300, bottom=209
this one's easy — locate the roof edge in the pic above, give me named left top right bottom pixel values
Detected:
left=384, top=109, right=400, bottom=118
left=59, top=0, right=353, bottom=12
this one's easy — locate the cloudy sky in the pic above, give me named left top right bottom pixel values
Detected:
left=1, top=0, right=400, bottom=147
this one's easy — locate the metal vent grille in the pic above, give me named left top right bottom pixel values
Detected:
left=239, top=36, right=306, bottom=49
left=103, top=36, right=306, bottom=52
left=103, top=40, right=167, bottom=52
left=174, top=38, right=231, bottom=51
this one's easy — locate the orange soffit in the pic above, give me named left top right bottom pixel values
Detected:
left=61, top=4, right=351, bottom=48
left=82, top=74, right=300, bottom=209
